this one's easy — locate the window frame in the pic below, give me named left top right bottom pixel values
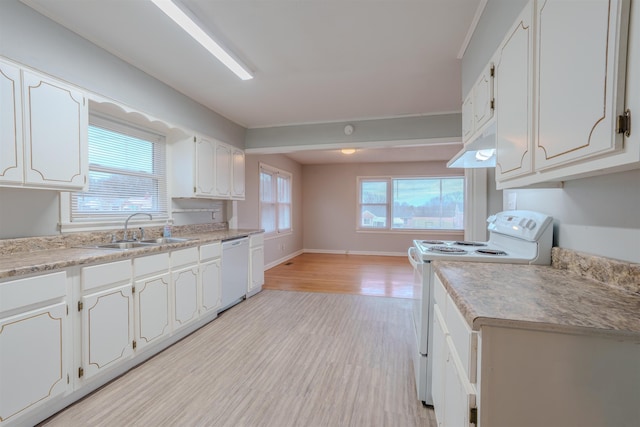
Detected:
left=259, top=163, right=293, bottom=237
left=356, top=175, right=465, bottom=233
left=60, top=112, right=169, bottom=232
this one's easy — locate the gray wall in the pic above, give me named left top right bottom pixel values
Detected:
left=237, top=154, right=304, bottom=267
left=246, top=114, right=461, bottom=151
left=462, top=0, right=528, bottom=95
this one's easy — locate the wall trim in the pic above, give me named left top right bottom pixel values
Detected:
left=303, top=249, right=406, bottom=257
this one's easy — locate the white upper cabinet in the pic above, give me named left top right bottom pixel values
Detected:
left=462, top=62, right=495, bottom=144
left=22, top=70, right=88, bottom=189
left=0, top=59, right=23, bottom=184
left=0, top=59, right=88, bottom=190
left=195, top=136, right=216, bottom=196
left=171, top=135, right=244, bottom=200
left=231, top=148, right=245, bottom=200
left=535, top=0, right=629, bottom=170
left=495, top=0, right=634, bottom=189
left=495, top=1, right=535, bottom=181
left=215, top=142, right=231, bottom=198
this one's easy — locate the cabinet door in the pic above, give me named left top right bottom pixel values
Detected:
left=461, top=94, right=474, bottom=142
left=215, top=142, right=231, bottom=197
left=0, top=302, right=68, bottom=423
left=249, top=245, right=264, bottom=293
left=81, top=284, right=134, bottom=379
left=443, top=336, right=477, bottom=427
left=200, top=258, right=221, bottom=314
left=231, top=148, right=245, bottom=199
left=172, top=265, right=199, bottom=329
left=473, top=63, right=494, bottom=132
left=22, top=71, right=87, bottom=189
left=495, top=1, right=534, bottom=181
left=195, top=136, right=216, bottom=196
left=431, top=305, right=447, bottom=427
left=134, top=272, right=170, bottom=351
left=535, top=0, right=629, bottom=170
left=0, top=59, right=23, bottom=184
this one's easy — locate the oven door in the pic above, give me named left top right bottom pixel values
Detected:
left=408, top=246, right=430, bottom=355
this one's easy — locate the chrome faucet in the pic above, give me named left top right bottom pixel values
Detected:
left=123, top=213, right=152, bottom=241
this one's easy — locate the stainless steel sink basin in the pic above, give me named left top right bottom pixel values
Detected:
left=140, top=237, right=191, bottom=244
left=93, top=242, right=155, bottom=250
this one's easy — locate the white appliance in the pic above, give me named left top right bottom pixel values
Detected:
left=407, top=210, right=553, bottom=405
left=220, top=236, right=249, bottom=312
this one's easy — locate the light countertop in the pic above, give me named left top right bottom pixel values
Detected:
left=434, top=259, right=640, bottom=338
left=0, top=228, right=261, bottom=280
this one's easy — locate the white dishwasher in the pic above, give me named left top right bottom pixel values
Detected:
left=220, top=236, right=249, bottom=312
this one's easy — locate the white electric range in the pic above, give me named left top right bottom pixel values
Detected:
left=407, top=210, right=554, bottom=405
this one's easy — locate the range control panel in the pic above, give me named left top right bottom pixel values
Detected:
left=487, top=210, right=553, bottom=241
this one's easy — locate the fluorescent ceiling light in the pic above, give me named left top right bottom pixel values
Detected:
left=150, top=0, right=253, bottom=80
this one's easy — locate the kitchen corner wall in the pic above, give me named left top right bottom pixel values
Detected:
left=468, top=0, right=640, bottom=264
left=0, top=0, right=245, bottom=239
left=301, top=161, right=467, bottom=255
left=237, top=154, right=303, bottom=268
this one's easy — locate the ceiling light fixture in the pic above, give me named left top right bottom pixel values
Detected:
left=149, top=0, right=253, bottom=80
left=341, top=148, right=356, bottom=155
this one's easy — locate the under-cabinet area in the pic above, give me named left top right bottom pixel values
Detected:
left=0, top=230, right=261, bottom=427
left=432, top=261, right=640, bottom=427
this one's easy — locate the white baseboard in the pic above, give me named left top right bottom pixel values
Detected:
left=265, top=249, right=304, bottom=270
left=302, top=249, right=406, bottom=257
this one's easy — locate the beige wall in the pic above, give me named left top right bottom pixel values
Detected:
left=237, top=154, right=304, bottom=267
left=302, top=161, right=465, bottom=255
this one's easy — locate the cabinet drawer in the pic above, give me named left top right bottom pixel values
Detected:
left=134, top=253, right=169, bottom=278
left=200, top=242, right=221, bottom=261
left=0, top=271, right=67, bottom=313
left=171, top=247, right=199, bottom=268
left=434, top=273, right=447, bottom=308
left=250, top=233, right=264, bottom=247
left=445, top=293, right=478, bottom=383
left=82, top=260, right=131, bottom=292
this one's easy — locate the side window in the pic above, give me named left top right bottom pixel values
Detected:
left=70, top=114, right=168, bottom=223
left=260, top=163, right=292, bottom=235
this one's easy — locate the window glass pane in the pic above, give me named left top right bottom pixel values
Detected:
left=391, top=178, right=464, bottom=230
left=72, top=117, right=167, bottom=221
left=262, top=204, right=276, bottom=233
left=278, top=204, right=291, bottom=229
left=277, top=175, right=290, bottom=203
left=361, top=181, right=387, bottom=203
left=360, top=205, right=387, bottom=228
left=260, top=172, right=274, bottom=202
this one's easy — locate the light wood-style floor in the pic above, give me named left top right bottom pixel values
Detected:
left=264, top=253, right=418, bottom=299
left=41, top=255, right=434, bottom=426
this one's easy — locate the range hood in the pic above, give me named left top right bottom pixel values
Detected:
left=447, top=120, right=496, bottom=168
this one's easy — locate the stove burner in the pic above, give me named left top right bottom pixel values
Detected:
left=428, top=245, right=468, bottom=254
left=454, top=241, right=488, bottom=247
left=421, top=240, right=445, bottom=245
left=476, top=249, right=508, bottom=256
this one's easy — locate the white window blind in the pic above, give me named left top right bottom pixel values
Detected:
left=71, top=114, right=168, bottom=221
left=260, top=163, right=292, bottom=235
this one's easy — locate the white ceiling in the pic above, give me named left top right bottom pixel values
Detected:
left=20, top=0, right=484, bottom=163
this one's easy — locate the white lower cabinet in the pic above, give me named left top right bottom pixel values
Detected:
left=171, top=247, right=200, bottom=330
left=434, top=272, right=640, bottom=427
left=200, top=242, right=222, bottom=314
left=248, top=233, right=264, bottom=298
left=134, top=254, right=170, bottom=351
left=80, top=260, right=134, bottom=380
left=0, top=271, right=69, bottom=425
left=432, top=276, right=477, bottom=427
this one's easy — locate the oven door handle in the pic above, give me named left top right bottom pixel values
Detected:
left=408, top=246, right=421, bottom=269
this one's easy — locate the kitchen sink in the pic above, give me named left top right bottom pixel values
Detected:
left=94, top=241, right=156, bottom=250
left=140, top=237, right=192, bottom=244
